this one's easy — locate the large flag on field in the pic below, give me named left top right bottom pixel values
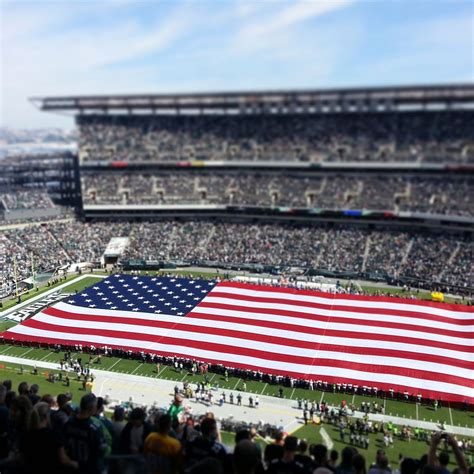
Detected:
left=2, top=275, right=473, bottom=404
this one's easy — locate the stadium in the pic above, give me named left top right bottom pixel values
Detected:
left=0, top=81, right=472, bottom=472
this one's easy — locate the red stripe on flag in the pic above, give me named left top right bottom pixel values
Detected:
left=195, top=301, right=473, bottom=339
left=33, top=307, right=472, bottom=370
left=3, top=331, right=472, bottom=404
left=14, top=318, right=474, bottom=389
left=215, top=281, right=473, bottom=313
left=207, top=290, right=474, bottom=325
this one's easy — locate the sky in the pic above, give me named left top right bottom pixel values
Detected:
left=0, top=0, right=473, bottom=129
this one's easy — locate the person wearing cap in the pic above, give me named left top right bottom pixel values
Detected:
left=267, top=435, right=305, bottom=473
left=168, top=394, right=184, bottom=425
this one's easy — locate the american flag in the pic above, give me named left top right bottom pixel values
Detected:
left=2, top=275, right=473, bottom=404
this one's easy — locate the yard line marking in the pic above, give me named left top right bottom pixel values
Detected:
left=260, top=383, right=268, bottom=395
left=19, top=348, right=35, bottom=358
left=290, top=388, right=296, bottom=399
left=416, top=402, right=419, bottom=420
left=233, top=378, right=241, bottom=390
left=208, top=373, right=216, bottom=383
left=448, top=403, right=454, bottom=426
left=39, top=351, right=53, bottom=361
left=131, top=363, right=143, bottom=375
left=0, top=346, right=13, bottom=355
left=156, top=366, right=167, bottom=378
left=352, top=394, right=356, bottom=406
left=108, top=359, right=122, bottom=371
left=319, top=391, right=325, bottom=404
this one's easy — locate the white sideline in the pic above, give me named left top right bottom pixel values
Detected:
left=320, top=426, right=334, bottom=450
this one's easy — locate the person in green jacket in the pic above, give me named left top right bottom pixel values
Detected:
left=168, top=394, right=184, bottom=424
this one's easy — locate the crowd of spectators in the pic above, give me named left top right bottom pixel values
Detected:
left=80, top=172, right=473, bottom=217
left=0, top=378, right=471, bottom=474
left=0, top=220, right=472, bottom=297
left=0, top=190, right=55, bottom=211
left=0, top=225, right=69, bottom=296
left=77, top=111, right=474, bottom=163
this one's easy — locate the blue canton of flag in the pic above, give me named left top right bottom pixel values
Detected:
left=66, top=275, right=217, bottom=315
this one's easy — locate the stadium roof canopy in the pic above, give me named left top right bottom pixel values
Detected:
left=30, top=83, right=474, bottom=115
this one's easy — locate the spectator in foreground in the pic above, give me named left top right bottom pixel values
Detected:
left=185, top=417, right=228, bottom=468
left=400, top=458, right=419, bottom=474
left=233, top=439, right=263, bottom=474
left=9, top=395, right=33, bottom=457
left=353, top=454, right=367, bottom=474
left=428, top=432, right=468, bottom=474
left=311, top=444, right=330, bottom=471
left=368, top=451, right=391, bottom=474
left=28, top=384, right=40, bottom=405
left=119, top=407, right=152, bottom=455
left=0, top=385, right=9, bottom=460
left=144, top=413, right=183, bottom=474
left=111, top=406, right=126, bottom=453
left=63, top=393, right=108, bottom=474
left=337, top=447, right=359, bottom=474
left=267, top=435, right=305, bottom=473
left=20, top=401, right=78, bottom=474
left=265, top=431, right=286, bottom=465
left=51, top=393, right=72, bottom=432
left=294, top=439, right=314, bottom=472
left=329, top=450, right=340, bottom=469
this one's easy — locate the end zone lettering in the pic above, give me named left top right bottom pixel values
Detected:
left=7, top=291, right=67, bottom=322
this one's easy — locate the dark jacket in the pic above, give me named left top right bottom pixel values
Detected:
left=118, top=421, right=153, bottom=454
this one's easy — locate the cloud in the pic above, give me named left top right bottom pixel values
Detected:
left=0, top=0, right=472, bottom=129
left=234, top=0, right=354, bottom=52
left=0, top=1, right=194, bottom=128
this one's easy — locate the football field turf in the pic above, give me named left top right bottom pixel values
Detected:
left=0, top=358, right=470, bottom=470
left=59, top=275, right=106, bottom=294
left=0, top=343, right=472, bottom=428
left=1, top=274, right=472, bottom=429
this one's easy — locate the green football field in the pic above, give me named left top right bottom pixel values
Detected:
left=0, top=343, right=472, bottom=428
left=0, top=359, right=91, bottom=402
left=0, top=358, right=472, bottom=470
left=0, top=359, right=471, bottom=470
left=0, top=273, right=473, bottom=431
left=291, top=424, right=474, bottom=470
left=59, top=275, right=106, bottom=294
